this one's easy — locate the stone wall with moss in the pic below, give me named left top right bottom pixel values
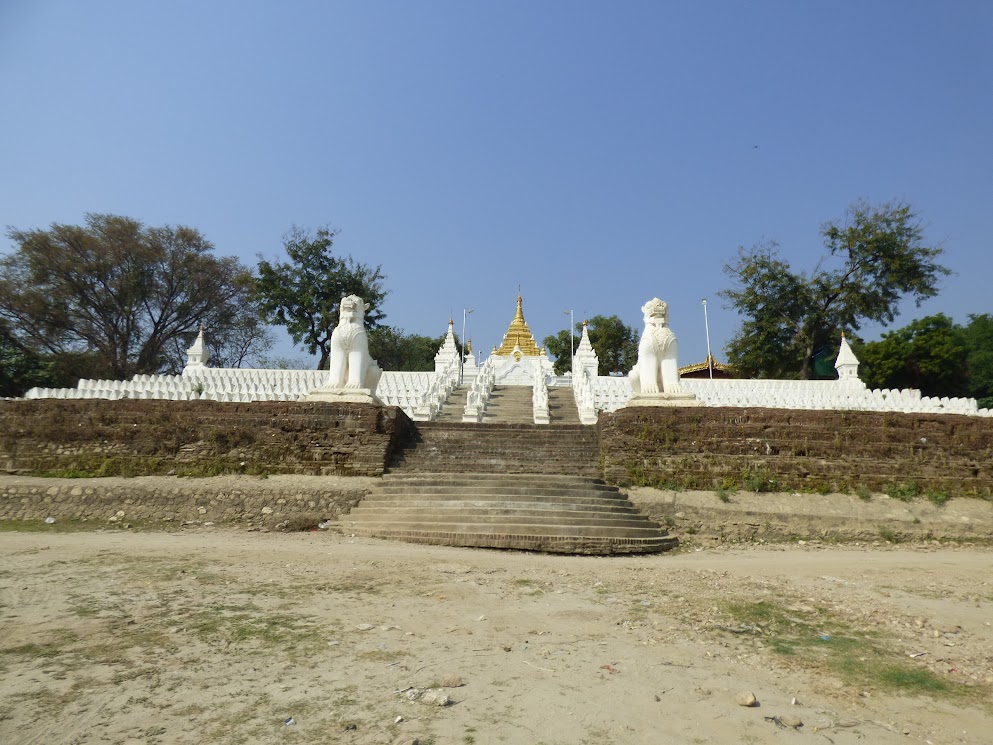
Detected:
left=598, top=407, right=993, bottom=497
left=0, top=400, right=412, bottom=478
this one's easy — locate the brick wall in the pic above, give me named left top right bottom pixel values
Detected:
left=599, top=407, right=993, bottom=496
left=0, top=400, right=412, bottom=478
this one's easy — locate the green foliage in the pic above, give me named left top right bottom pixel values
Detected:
left=0, top=322, right=62, bottom=396
left=856, top=484, right=872, bottom=501
left=926, top=490, right=951, bottom=507
left=1, top=214, right=268, bottom=379
left=542, top=315, right=638, bottom=375
left=886, top=482, right=919, bottom=501
left=961, top=314, right=993, bottom=408
left=743, top=469, right=777, bottom=492
left=720, top=200, right=948, bottom=379
left=857, top=314, right=969, bottom=396
left=254, top=226, right=386, bottom=370
left=878, top=526, right=901, bottom=543
left=369, top=326, right=455, bottom=372
left=542, top=328, right=577, bottom=375
left=851, top=312, right=993, bottom=404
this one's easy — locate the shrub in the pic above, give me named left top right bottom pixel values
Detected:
left=886, top=482, right=919, bottom=501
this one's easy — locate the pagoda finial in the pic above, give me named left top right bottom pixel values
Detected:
left=496, top=293, right=541, bottom=356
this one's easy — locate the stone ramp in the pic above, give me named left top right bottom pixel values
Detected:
left=388, top=421, right=601, bottom=477
left=340, top=472, right=678, bottom=555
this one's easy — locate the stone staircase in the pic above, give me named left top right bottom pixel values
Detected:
left=482, top=385, right=534, bottom=424
left=434, top=383, right=470, bottom=422
left=335, top=420, right=678, bottom=555
left=341, top=472, right=678, bottom=555
left=434, top=384, right=581, bottom=426
left=548, top=387, right=581, bottom=424
left=388, top=421, right=602, bottom=476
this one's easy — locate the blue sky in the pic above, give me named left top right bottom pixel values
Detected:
left=2, top=1, right=990, bottom=368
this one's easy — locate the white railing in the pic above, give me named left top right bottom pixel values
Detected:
left=532, top=375, right=550, bottom=424
left=463, top=357, right=497, bottom=423
left=22, top=365, right=992, bottom=419
left=571, top=368, right=598, bottom=425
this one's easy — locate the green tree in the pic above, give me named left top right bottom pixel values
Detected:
left=0, top=214, right=269, bottom=379
left=542, top=328, right=577, bottom=375
left=542, top=315, right=638, bottom=375
left=720, top=200, right=949, bottom=379
left=369, top=327, right=458, bottom=372
left=254, top=226, right=387, bottom=370
left=0, top=321, right=60, bottom=397
left=961, top=314, right=993, bottom=408
left=856, top=314, right=969, bottom=396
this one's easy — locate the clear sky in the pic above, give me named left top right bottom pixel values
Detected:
left=2, top=1, right=990, bottom=368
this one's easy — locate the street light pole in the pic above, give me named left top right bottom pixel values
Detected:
left=461, top=308, right=474, bottom=384
left=563, top=309, right=574, bottom=374
left=702, top=298, right=713, bottom=380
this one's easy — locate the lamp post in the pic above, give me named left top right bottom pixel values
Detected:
left=563, top=309, right=574, bottom=374
left=702, top=298, right=713, bottom=380
left=461, top=308, right=474, bottom=384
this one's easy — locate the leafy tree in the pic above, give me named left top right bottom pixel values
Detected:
left=0, top=214, right=269, bottom=379
left=961, top=314, right=993, bottom=408
left=542, top=328, right=577, bottom=375
left=369, top=327, right=456, bottom=372
left=254, top=226, right=387, bottom=370
left=855, top=314, right=969, bottom=396
left=0, top=321, right=60, bottom=396
left=543, top=315, right=638, bottom=375
left=720, top=200, right=949, bottom=379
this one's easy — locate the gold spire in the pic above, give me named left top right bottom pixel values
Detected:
left=495, top=294, right=542, bottom=356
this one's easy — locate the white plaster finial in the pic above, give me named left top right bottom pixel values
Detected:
left=185, top=327, right=209, bottom=370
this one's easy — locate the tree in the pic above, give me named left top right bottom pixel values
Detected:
left=0, top=214, right=270, bottom=380
left=542, top=315, right=638, bottom=375
left=856, top=314, right=969, bottom=396
left=368, top=327, right=455, bottom=372
left=961, top=314, right=993, bottom=408
left=720, top=200, right=949, bottom=379
left=0, top=321, right=60, bottom=397
left=542, top=328, right=577, bottom=375
left=254, top=226, right=387, bottom=370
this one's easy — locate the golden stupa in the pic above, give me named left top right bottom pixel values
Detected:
left=495, top=295, right=542, bottom=356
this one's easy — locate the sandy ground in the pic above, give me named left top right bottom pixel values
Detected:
left=1, top=529, right=992, bottom=745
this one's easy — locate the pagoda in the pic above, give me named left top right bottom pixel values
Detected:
left=495, top=294, right=543, bottom=357
left=488, top=294, right=554, bottom=384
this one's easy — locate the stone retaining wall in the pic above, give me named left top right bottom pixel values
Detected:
left=0, top=474, right=374, bottom=528
left=0, top=400, right=412, bottom=478
left=628, top=488, right=993, bottom=543
left=599, top=407, right=993, bottom=497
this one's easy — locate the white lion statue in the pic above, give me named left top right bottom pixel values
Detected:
left=326, top=294, right=382, bottom=391
left=628, top=298, right=682, bottom=395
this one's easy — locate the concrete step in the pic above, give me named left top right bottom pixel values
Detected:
left=375, top=483, right=624, bottom=498
left=340, top=528, right=678, bottom=555
left=382, top=472, right=611, bottom=486
left=433, top=383, right=472, bottom=422
left=354, top=498, right=641, bottom=513
left=481, top=386, right=538, bottom=424
left=345, top=510, right=657, bottom=528
left=342, top=518, right=667, bottom=538
left=343, top=468, right=677, bottom=555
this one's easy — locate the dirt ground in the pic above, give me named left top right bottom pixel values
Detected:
left=1, top=528, right=992, bottom=745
